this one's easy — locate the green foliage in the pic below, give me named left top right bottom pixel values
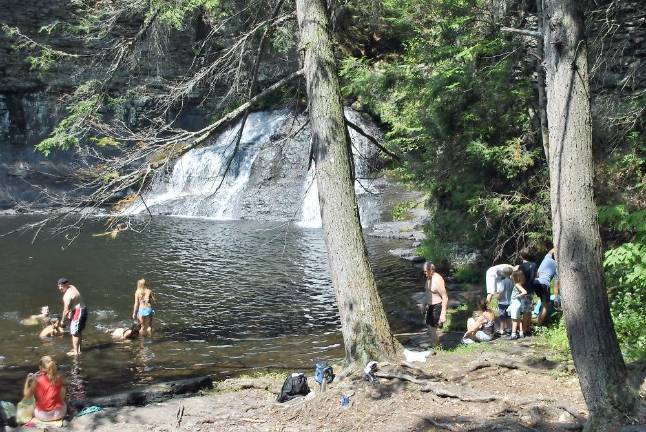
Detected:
left=341, top=0, right=550, bottom=261
left=392, top=200, right=416, bottom=221
left=601, top=205, right=646, bottom=360
left=453, top=263, right=480, bottom=283
left=536, top=318, right=571, bottom=360
left=35, top=81, right=129, bottom=156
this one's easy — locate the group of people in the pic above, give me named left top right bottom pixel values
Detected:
left=17, top=278, right=156, bottom=423
left=420, top=247, right=560, bottom=345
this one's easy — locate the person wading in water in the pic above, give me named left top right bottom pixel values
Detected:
left=132, top=279, right=155, bottom=336
left=422, top=262, right=448, bottom=347
left=57, top=278, right=87, bottom=356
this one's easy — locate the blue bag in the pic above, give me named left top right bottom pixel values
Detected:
left=314, top=362, right=335, bottom=384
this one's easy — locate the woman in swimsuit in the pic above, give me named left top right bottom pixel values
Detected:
left=132, top=279, right=155, bottom=336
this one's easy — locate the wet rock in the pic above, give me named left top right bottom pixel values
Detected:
left=388, top=248, right=425, bottom=262
left=79, top=376, right=213, bottom=408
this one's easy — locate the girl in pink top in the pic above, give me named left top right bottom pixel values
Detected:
left=23, top=356, right=67, bottom=421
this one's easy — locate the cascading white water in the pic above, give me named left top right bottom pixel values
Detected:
left=125, top=110, right=289, bottom=218
left=296, top=108, right=382, bottom=229
left=298, top=163, right=320, bottom=228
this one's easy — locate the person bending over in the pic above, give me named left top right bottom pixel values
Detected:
left=57, top=278, right=87, bottom=356
left=534, top=248, right=560, bottom=325
left=485, top=264, right=514, bottom=304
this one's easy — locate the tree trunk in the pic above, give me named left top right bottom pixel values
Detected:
left=295, top=0, right=401, bottom=364
left=542, top=1, right=637, bottom=430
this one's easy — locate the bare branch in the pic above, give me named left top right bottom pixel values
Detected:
left=501, top=27, right=542, bottom=39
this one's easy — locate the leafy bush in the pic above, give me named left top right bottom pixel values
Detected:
left=340, top=0, right=551, bottom=262
left=453, top=263, right=481, bottom=283
left=392, top=201, right=416, bottom=221
left=600, top=205, right=646, bottom=361
left=535, top=317, right=571, bottom=360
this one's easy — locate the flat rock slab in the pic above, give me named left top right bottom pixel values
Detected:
left=388, top=248, right=425, bottom=262
left=80, top=376, right=213, bottom=408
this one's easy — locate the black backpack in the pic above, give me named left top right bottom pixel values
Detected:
left=277, top=373, right=310, bottom=402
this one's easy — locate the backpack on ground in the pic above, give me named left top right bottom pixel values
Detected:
left=277, top=373, right=310, bottom=403
left=314, top=362, right=335, bottom=385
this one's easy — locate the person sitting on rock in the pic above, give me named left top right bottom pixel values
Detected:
left=23, top=356, right=67, bottom=422
left=462, top=299, right=495, bottom=344
left=39, top=318, right=64, bottom=338
left=111, top=322, right=142, bottom=340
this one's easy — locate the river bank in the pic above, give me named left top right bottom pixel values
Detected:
left=19, top=335, right=645, bottom=432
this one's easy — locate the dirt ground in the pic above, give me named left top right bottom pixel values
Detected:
left=43, top=334, right=645, bottom=432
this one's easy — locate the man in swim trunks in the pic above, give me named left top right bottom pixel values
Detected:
left=57, top=278, right=87, bottom=356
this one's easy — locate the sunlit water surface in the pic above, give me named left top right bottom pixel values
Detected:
left=0, top=216, right=422, bottom=401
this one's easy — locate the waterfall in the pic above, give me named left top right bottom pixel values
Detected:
left=124, top=107, right=383, bottom=226
left=125, top=110, right=289, bottom=218
left=296, top=108, right=382, bottom=229
left=298, top=164, right=320, bottom=228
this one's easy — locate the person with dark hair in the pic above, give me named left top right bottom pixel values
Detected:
left=422, top=262, right=448, bottom=346
left=518, top=247, right=537, bottom=335
left=57, top=278, right=87, bottom=356
left=534, top=248, right=560, bottom=325
left=495, top=269, right=514, bottom=335
left=461, top=299, right=495, bottom=344
left=111, top=322, right=142, bottom=340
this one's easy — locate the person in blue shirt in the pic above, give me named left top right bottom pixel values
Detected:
left=534, top=248, right=560, bottom=325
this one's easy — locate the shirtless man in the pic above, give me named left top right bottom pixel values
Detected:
left=422, top=262, right=449, bottom=346
left=57, top=278, right=88, bottom=356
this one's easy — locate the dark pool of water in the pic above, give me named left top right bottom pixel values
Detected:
left=0, top=216, right=424, bottom=402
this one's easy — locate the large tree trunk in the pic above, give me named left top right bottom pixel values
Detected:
left=295, top=0, right=401, bottom=364
left=542, top=1, right=637, bottom=430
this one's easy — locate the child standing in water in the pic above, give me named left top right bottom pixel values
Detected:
left=132, top=279, right=155, bottom=336
left=507, top=269, right=528, bottom=340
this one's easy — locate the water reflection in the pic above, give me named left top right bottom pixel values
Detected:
left=0, top=216, right=422, bottom=401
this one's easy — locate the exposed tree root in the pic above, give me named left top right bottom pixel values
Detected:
left=420, top=383, right=499, bottom=402
left=466, top=359, right=553, bottom=376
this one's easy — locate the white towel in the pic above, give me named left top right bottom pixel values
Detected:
left=403, top=348, right=431, bottom=363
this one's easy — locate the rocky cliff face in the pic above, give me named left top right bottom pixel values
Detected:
left=0, top=0, right=209, bottom=208
left=0, top=0, right=643, bottom=209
